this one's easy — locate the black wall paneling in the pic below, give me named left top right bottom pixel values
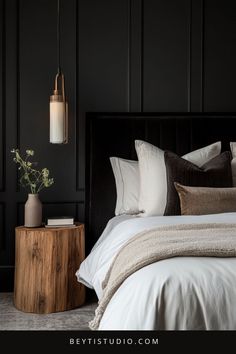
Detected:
left=0, top=0, right=85, bottom=291
left=77, top=0, right=131, bottom=190
left=143, top=0, right=190, bottom=112
left=190, top=0, right=203, bottom=112
left=130, top=0, right=142, bottom=111
left=1, top=0, right=19, bottom=289
left=1, top=0, right=236, bottom=290
left=0, top=203, right=5, bottom=249
left=0, top=0, right=5, bottom=192
left=204, top=0, right=236, bottom=111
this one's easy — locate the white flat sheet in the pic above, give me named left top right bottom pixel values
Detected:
left=76, top=213, right=236, bottom=330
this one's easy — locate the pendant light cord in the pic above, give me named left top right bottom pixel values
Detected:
left=57, top=0, right=61, bottom=75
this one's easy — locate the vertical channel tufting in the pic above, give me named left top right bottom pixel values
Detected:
left=86, top=113, right=236, bottom=251
left=175, top=118, right=192, bottom=155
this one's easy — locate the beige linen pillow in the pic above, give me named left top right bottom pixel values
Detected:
left=175, top=183, right=236, bottom=215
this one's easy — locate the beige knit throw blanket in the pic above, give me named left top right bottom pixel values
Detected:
left=89, top=223, right=236, bottom=330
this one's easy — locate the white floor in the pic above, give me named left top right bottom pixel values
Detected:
left=0, top=293, right=97, bottom=330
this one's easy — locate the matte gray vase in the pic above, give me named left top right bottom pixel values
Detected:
left=24, top=194, right=42, bottom=227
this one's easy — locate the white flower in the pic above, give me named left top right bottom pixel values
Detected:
left=42, top=168, right=49, bottom=177
left=26, top=149, right=34, bottom=156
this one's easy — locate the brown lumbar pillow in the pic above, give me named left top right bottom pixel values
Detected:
left=175, top=183, right=236, bottom=215
left=164, top=151, right=233, bottom=215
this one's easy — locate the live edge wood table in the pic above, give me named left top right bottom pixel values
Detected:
left=14, top=223, right=85, bottom=314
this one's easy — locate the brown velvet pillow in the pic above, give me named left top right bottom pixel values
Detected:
left=175, top=183, right=236, bottom=215
left=164, top=151, right=233, bottom=215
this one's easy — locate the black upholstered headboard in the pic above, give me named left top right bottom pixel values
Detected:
left=85, top=112, right=236, bottom=251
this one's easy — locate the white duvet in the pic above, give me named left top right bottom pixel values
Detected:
left=76, top=213, right=236, bottom=330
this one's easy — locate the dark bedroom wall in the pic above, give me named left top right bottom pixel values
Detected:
left=1, top=0, right=236, bottom=290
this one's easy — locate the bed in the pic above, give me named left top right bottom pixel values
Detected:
left=78, top=113, right=236, bottom=330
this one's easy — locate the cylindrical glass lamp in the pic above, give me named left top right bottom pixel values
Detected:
left=49, top=73, right=68, bottom=144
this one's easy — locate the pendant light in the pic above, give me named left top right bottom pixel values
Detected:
left=49, top=0, right=68, bottom=144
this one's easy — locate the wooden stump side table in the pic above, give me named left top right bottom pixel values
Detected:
left=14, top=223, right=85, bottom=314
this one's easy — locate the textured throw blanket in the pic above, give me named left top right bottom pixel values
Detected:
left=89, top=223, right=236, bottom=330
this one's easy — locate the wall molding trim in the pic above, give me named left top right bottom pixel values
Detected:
left=0, top=0, right=6, bottom=192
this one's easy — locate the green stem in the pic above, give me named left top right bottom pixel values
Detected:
left=16, top=153, right=34, bottom=193
left=36, top=177, right=46, bottom=193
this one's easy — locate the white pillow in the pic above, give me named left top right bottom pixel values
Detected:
left=230, top=142, right=236, bottom=186
left=135, top=140, right=222, bottom=216
left=110, top=157, right=140, bottom=215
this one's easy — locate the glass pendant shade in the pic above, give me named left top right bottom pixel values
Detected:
left=49, top=0, right=68, bottom=144
left=50, top=73, right=68, bottom=144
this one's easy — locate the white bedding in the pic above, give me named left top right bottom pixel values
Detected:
left=76, top=213, right=236, bottom=330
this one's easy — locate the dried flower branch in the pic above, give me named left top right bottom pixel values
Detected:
left=11, top=148, right=54, bottom=194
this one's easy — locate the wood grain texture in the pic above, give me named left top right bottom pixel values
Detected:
left=14, top=224, right=85, bottom=314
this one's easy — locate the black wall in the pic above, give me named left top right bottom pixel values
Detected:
left=1, top=0, right=236, bottom=291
